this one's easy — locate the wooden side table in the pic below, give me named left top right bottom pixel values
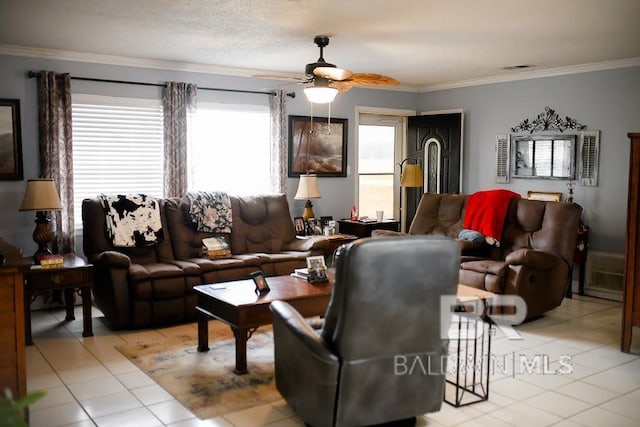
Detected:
left=337, top=219, right=400, bottom=237
left=23, top=254, right=94, bottom=345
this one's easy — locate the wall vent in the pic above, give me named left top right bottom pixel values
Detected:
left=585, top=251, right=624, bottom=301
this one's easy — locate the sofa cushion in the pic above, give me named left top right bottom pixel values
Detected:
left=460, top=259, right=508, bottom=277
left=128, top=262, right=185, bottom=282
left=230, top=194, right=297, bottom=254
left=408, top=193, right=466, bottom=238
left=185, top=256, right=255, bottom=272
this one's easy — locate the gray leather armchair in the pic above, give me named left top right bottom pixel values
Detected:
left=269, top=236, right=460, bottom=427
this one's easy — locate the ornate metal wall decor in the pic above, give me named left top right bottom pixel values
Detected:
left=510, top=106, right=587, bottom=133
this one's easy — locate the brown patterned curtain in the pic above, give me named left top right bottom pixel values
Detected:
left=163, top=82, right=197, bottom=197
left=269, top=90, right=287, bottom=193
left=36, top=71, right=74, bottom=254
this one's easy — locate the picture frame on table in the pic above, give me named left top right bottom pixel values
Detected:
left=526, top=191, right=562, bottom=202
left=288, top=115, right=348, bottom=177
left=294, top=216, right=306, bottom=235
left=320, top=216, right=334, bottom=229
left=0, top=99, right=23, bottom=180
left=306, top=217, right=322, bottom=235
left=306, top=255, right=328, bottom=283
left=249, top=271, right=270, bottom=294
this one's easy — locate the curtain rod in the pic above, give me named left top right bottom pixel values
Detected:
left=26, top=71, right=295, bottom=98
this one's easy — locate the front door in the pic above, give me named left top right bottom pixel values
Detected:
left=406, top=112, right=463, bottom=224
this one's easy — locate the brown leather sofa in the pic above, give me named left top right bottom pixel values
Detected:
left=82, top=194, right=329, bottom=329
left=375, top=193, right=583, bottom=319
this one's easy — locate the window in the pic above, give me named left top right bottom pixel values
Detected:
left=72, top=95, right=164, bottom=226
left=189, top=104, right=270, bottom=195
left=357, top=114, right=403, bottom=219
left=512, top=135, right=575, bottom=179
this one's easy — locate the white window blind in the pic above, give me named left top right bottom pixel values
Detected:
left=71, top=95, right=164, bottom=225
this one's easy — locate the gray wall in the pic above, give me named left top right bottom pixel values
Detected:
left=1, top=53, right=637, bottom=256
left=0, top=53, right=416, bottom=256
left=418, top=66, right=640, bottom=254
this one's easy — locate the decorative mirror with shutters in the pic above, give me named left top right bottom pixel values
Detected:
left=495, top=107, right=599, bottom=186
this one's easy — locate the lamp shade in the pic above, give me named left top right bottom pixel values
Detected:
left=19, top=179, right=63, bottom=211
left=294, top=174, right=321, bottom=200
left=400, top=164, right=423, bottom=188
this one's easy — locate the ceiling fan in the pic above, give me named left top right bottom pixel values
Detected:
left=258, top=35, right=399, bottom=103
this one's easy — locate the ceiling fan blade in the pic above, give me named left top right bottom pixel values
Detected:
left=253, top=73, right=309, bottom=82
left=313, top=67, right=353, bottom=81
left=347, top=73, right=399, bottom=87
left=328, top=81, right=354, bottom=93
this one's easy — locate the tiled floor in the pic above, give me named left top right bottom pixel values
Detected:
left=25, top=295, right=640, bottom=426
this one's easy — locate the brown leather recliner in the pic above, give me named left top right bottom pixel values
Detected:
left=270, top=236, right=460, bottom=427
left=374, top=193, right=583, bottom=319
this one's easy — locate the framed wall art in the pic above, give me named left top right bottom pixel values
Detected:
left=288, top=115, right=347, bottom=177
left=0, top=99, right=23, bottom=180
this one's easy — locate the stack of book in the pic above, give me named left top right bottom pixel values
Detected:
left=36, top=254, right=64, bottom=269
left=290, top=267, right=309, bottom=280
left=202, top=237, right=231, bottom=259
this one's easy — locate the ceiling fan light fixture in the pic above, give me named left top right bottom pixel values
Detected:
left=304, top=86, right=338, bottom=104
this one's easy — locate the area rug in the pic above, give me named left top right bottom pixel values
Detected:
left=115, top=321, right=280, bottom=419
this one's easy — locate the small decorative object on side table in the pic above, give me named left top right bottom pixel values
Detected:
left=23, top=254, right=94, bottom=345
left=337, top=219, right=400, bottom=238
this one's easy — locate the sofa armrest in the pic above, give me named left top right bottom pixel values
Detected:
left=283, top=236, right=330, bottom=253
left=505, top=248, right=561, bottom=270
left=87, top=251, right=132, bottom=329
left=91, top=250, right=131, bottom=268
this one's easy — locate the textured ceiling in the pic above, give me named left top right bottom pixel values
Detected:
left=1, top=0, right=639, bottom=90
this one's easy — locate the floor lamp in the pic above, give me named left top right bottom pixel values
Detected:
left=399, top=158, right=423, bottom=232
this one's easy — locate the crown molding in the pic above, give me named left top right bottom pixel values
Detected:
left=418, top=57, right=640, bottom=92
left=2, top=44, right=638, bottom=94
left=0, top=44, right=270, bottom=78
left=0, top=43, right=421, bottom=93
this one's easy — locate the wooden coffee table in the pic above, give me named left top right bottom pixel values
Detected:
left=194, top=273, right=333, bottom=374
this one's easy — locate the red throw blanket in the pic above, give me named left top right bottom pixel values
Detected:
left=463, top=189, right=521, bottom=245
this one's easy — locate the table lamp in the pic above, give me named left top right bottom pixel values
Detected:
left=19, top=178, right=63, bottom=262
left=294, top=174, right=321, bottom=220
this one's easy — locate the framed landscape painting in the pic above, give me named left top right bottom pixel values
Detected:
left=288, top=115, right=347, bottom=177
left=0, top=99, right=23, bottom=180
